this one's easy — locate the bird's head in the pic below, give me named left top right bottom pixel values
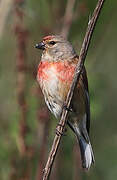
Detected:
left=35, top=35, right=76, bottom=61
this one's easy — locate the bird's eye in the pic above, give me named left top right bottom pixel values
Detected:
left=49, top=41, right=56, bottom=45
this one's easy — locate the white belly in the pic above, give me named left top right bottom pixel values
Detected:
left=38, top=67, right=63, bottom=118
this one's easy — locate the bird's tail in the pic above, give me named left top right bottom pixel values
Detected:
left=67, top=120, right=94, bottom=170
left=78, top=135, right=94, bottom=170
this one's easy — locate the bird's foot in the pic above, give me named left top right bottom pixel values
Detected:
left=56, top=123, right=67, bottom=136
left=63, top=104, right=72, bottom=112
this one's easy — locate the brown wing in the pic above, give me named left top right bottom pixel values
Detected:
left=80, top=67, right=90, bottom=134
left=68, top=55, right=90, bottom=134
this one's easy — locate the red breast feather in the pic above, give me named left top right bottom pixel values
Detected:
left=37, top=61, right=76, bottom=83
left=37, top=60, right=76, bottom=117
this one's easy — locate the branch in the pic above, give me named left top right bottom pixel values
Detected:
left=61, top=0, right=76, bottom=38
left=0, top=0, right=13, bottom=39
left=14, top=0, right=28, bottom=156
left=36, top=106, right=50, bottom=180
left=42, top=0, right=105, bottom=179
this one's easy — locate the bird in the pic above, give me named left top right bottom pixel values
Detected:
left=35, top=35, right=94, bottom=170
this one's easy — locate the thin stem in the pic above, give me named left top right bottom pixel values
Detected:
left=42, top=0, right=105, bottom=179
left=61, top=0, right=76, bottom=38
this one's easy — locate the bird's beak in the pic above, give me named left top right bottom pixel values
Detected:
left=35, top=42, right=45, bottom=50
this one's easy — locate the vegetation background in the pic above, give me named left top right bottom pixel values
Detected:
left=0, top=0, right=117, bottom=179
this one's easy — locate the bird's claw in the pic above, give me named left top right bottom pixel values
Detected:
left=63, top=104, right=72, bottom=112
left=55, top=123, right=67, bottom=136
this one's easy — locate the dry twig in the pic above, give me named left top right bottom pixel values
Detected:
left=13, top=0, right=33, bottom=179
left=61, top=0, right=76, bottom=38
left=0, top=0, right=13, bottom=38
left=36, top=105, right=50, bottom=180
left=14, top=0, right=28, bottom=156
left=42, top=0, right=105, bottom=179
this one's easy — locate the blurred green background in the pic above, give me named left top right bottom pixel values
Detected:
left=0, top=0, right=117, bottom=179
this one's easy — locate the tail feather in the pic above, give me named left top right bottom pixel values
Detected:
left=78, top=137, right=94, bottom=170
left=67, top=120, right=94, bottom=170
